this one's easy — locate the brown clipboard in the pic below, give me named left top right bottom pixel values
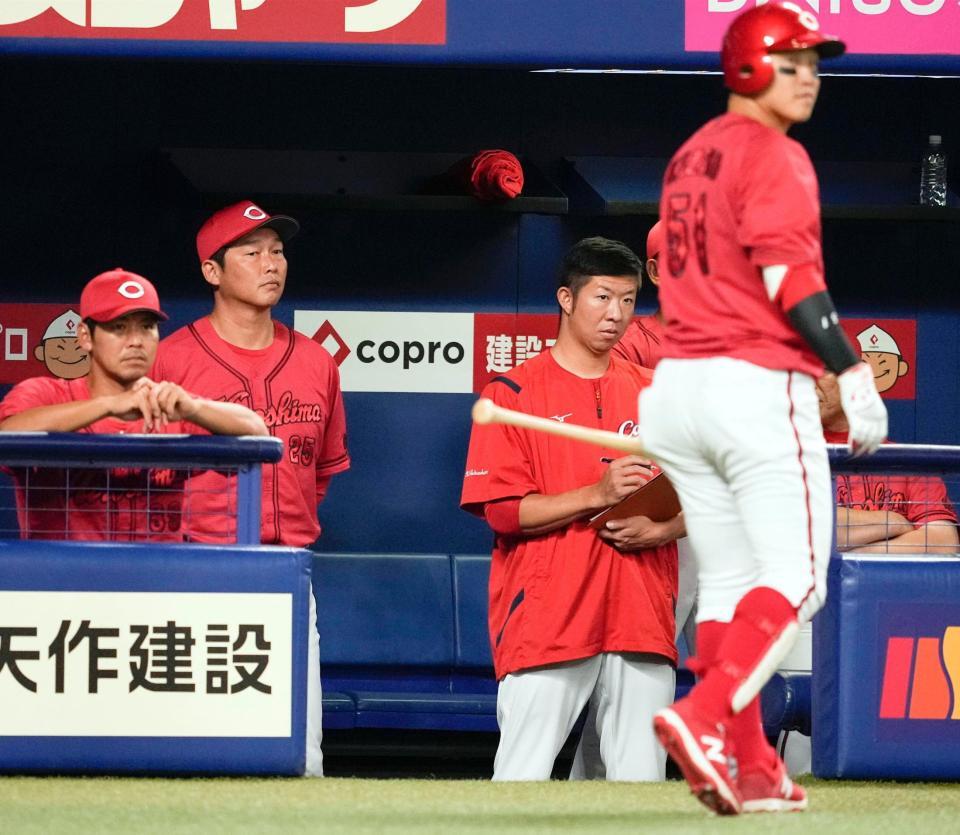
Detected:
left=588, top=472, right=682, bottom=529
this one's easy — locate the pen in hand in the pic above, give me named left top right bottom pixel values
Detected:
left=600, top=456, right=656, bottom=471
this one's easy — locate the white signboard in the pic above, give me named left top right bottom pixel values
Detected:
left=0, top=591, right=292, bottom=737
left=294, top=310, right=474, bottom=393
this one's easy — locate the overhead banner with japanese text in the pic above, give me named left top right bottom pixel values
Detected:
left=0, top=0, right=445, bottom=44
left=3, top=1, right=960, bottom=71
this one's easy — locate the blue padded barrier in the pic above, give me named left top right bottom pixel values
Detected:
left=826, top=443, right=960, bottom=474
left=449, top=554, right=498, bottom=729
left=0, top=541, right=310, bottom=775
left=352, top=694, right=498, bottom=733
left=320, top=692, right=357, bottom=730
left=0, top=432, right=282, bottom=469
left=814, top=555, right=960, bottom=779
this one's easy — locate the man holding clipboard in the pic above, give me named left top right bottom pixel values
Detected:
left=461, top=237, right=685, bottom=782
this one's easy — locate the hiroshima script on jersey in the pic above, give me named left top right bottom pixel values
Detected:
left=224, top=389, right=325, bottom=429
left=835, top=472, right=956, bottom=526
left=837, top=476, right=907, bottom=513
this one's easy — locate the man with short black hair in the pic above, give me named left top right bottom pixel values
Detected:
left=462, top=236, right=682, bottom=781
left=153, top=201, right=350, bottom=777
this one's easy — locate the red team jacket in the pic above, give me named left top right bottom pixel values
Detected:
left=461, top=350, right=678, bottom=681
left=153, top=318, right=349, bottom=546
left=612, top=314, right=666, bottom=369
left=0, top=376, right=190, bottom=541
left=658, top=113, right=826, bottom=376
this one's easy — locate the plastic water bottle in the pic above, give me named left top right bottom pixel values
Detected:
left=919, top=134, right=947, bottom=207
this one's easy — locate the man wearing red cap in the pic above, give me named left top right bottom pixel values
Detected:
left=153, top=201, right=350, bottom=776
left=612, top=221, right=666, bottom=370
left=637, top=2, right=888, bottom=815
left=0, top=269, right=267, bottom=540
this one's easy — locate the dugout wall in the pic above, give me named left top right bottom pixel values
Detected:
left=2, top=3, right=959, bottom=555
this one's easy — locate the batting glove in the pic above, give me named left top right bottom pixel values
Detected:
left=837, top=362, right=888, bottom=457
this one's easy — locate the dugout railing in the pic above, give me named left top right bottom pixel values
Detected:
left=813, top=444, right=960, bottom=780
left=0, top=432, right=283, bottom=544
left=1, top=436, right=958, bottom=776
left=0, top=433, right=318, bottom=776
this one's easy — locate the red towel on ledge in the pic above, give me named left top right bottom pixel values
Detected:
left=466, top=149, right=524, bottom=201
left=436, top=150, right=524, bottom=202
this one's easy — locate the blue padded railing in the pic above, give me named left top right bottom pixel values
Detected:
left=827, top=443, right=960, bottom=474
left=763, top=443, right=960, bottom=745
left=0, top=433, right=283, bottom=545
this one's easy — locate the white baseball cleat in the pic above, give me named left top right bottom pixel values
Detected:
left=653, top=699, right=742, bottom=816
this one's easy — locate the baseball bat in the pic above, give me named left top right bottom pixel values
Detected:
left=471, top=397, right=647, bottom=456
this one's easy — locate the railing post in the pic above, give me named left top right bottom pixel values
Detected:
left=236, top=462, right=263, bottom=545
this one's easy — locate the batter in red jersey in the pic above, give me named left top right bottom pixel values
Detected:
left=462, top=237, right=684, bottom=781
left=638, top=3, right=888, bottom=816
left=613, top=221, right=666, bottom=369
left=0, top=269, right=266, bottom=541
left=152, top=201, right=350, bottom=777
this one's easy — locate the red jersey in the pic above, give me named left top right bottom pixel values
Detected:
left=0, top=376, right=188, bottom=541
left=153, top=318, right=349, bottom=547
left=825, top=430, right=957, bottom=526
left=612, top=313, right=666, bottom=368
left=658, top=113, right=824, bottom=376
left=460, top=350, right=678, bottom=680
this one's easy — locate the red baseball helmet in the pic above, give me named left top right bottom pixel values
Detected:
left=722, top=2, right=845, bottom=96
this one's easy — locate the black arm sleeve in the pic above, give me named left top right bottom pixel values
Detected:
left=786, top=290, right=860, bottom=375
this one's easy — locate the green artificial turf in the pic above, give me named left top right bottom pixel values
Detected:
left=0, top=776, right=957, bottom=834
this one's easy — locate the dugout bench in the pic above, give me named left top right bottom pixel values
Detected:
left=315, top=552, right=733, bottom=737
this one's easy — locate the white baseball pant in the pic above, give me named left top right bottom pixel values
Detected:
left=305, top=587, right=324, bottom=776
left=570, top=538, right=697, bottom=781
left=493, top=652, right=675, bottom=781
left=639, top=358, right=833, bottom=626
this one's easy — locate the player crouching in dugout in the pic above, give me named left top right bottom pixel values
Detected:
left=461, top=237, right=685, bottom=781
left=0, top=268, right=267, bottom=540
